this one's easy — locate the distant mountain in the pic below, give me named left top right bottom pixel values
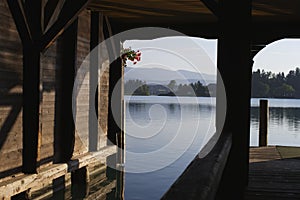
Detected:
left=124, top=67, right=216, bottom=85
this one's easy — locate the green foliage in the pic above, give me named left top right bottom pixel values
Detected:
left=190, top=81, right=210, bottom=97
left=176, top=83, right=194, bottom=96
left=124, top=79, right=149, bottom=96
left=167, top=80, right=177, bottom=91
left=252, top=67, right=300, bottom=98
left=125, top=79, right=212, bottom=97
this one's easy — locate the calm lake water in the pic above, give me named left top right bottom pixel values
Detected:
left=124, top=96, right=300, bottom=200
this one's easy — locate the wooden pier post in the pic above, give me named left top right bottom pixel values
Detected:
left=71, top=167, right=89, bottom=198
left=259, top=99, right=269, bottom=147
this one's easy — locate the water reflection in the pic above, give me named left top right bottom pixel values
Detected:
left=250, top=107, right=300, bottom=146
left=125, top=97, right=300, bottom=199
left=125, top=98, right=216, bottom=200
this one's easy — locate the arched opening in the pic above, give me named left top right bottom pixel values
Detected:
left=251, top=39, right=300, bottom=147
left=122, top=36, right=219, bottom=199
left=246, top=38, right=300, bottom=199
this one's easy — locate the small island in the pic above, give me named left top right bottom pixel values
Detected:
left=124, top=79, right=214, bottom=97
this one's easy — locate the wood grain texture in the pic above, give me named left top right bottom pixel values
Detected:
left=245, top=146, right=300, bottom=200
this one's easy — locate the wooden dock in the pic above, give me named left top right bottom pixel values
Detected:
left=245, top=146, right=300, bottom=200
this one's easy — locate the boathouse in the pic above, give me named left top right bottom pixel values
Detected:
left=0, top=0, right=300, bottom=199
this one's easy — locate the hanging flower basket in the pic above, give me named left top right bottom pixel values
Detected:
left=121, top=47, right=141, bottom=67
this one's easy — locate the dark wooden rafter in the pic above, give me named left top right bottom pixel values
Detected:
left=44, top=0, right=60, bottom=29
left=8, top=0, right=90, bottom=49
left=40, top=0, right=91, bottom=51
left=23, top=0, right=43, bottom=39
left=104, top=16, right=117, bottom=58
left=201, top=0, right=219, bottom=17
left=6, top=0, right=32, bottom=46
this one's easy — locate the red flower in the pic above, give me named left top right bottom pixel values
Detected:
left=121, top=47, right=141, bottom=66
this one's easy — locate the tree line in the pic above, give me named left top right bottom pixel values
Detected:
left=125, top=67, right=300, bottom=98
left=124, top=79, right=150, bottom=96
left=124, top=79, right=211, bottom=96
left=252, top=67, right=300, bottom=98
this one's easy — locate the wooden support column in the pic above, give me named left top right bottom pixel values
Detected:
left=89, top=11, right=100, bottom=151
left=103, top=17, right=123, bottom=147
left=54, top=19, right=78, bottom=163
left=103, top=21, right=125, bottom=200
left=22, top=46, right=41, bottom=173
left=103, top=18, right=125, bottom=199
left=21, top=0, right=43, bottom=174
left=216, top=0, right=252, bottom=199
left=107, top=56, right=123, bottom=146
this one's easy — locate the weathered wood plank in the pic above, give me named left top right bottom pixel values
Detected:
left=0, top=146, right=116, bottom=199
left=245, top=146, right=300, bottom=200
left=249, top=146, right=281, bottom=163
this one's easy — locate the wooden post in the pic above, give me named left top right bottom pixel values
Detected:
left=20, top=0, right=43, bottom=174
left=259, top=100, right=268, bottom=147
left=103, top=17, right=122, bottom=146
left=22, top=46, right=41, bottom=174
left=89, top=11, right=100, bottom=151
left=52, top=176, right=66, bottom=199
left=103, top=17, right=125, bottom=200
left=54, top=19, right=78, bottom=163
left=216, top=0, right=252, bottom=199
left=71, top=167, right=89, bottom=198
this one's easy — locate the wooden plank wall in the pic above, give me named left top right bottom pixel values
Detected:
left=0, top=0, right=23, bottom=176
left=40, top=42, right=57, bottom=163
left=0, top=2, right=110, bottom=178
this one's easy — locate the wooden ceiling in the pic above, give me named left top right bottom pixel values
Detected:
left=88, top=0, right=300, bottom=41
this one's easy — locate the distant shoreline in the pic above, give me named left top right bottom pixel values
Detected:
left=124, top=95, right=300, bottom=99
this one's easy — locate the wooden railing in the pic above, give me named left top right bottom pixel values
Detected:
left=161, top=132, right=232, bottom=200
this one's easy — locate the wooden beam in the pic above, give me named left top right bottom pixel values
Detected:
left=41, top=0, right=46, bottom=32
left=44, top=0, right=60, bottom=28
left=40, top=0, right=90, bottom=51
left=23, top=0, right=42, bottom=40
left=104, top=16, right=117, bottom=57
left=201, top=0, right=219, bottom=17
left=54, top=19, right=78, bottom=163
left=6, top=0, right=32, bottom=46
left=44, top=0, right=66, bottom=32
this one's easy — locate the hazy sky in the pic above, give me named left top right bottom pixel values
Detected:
left=125, top=37, right=300, bottom=75
left=253, top=39, right=300, bottom=74
left=124, top=37, right=217, bottom=75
